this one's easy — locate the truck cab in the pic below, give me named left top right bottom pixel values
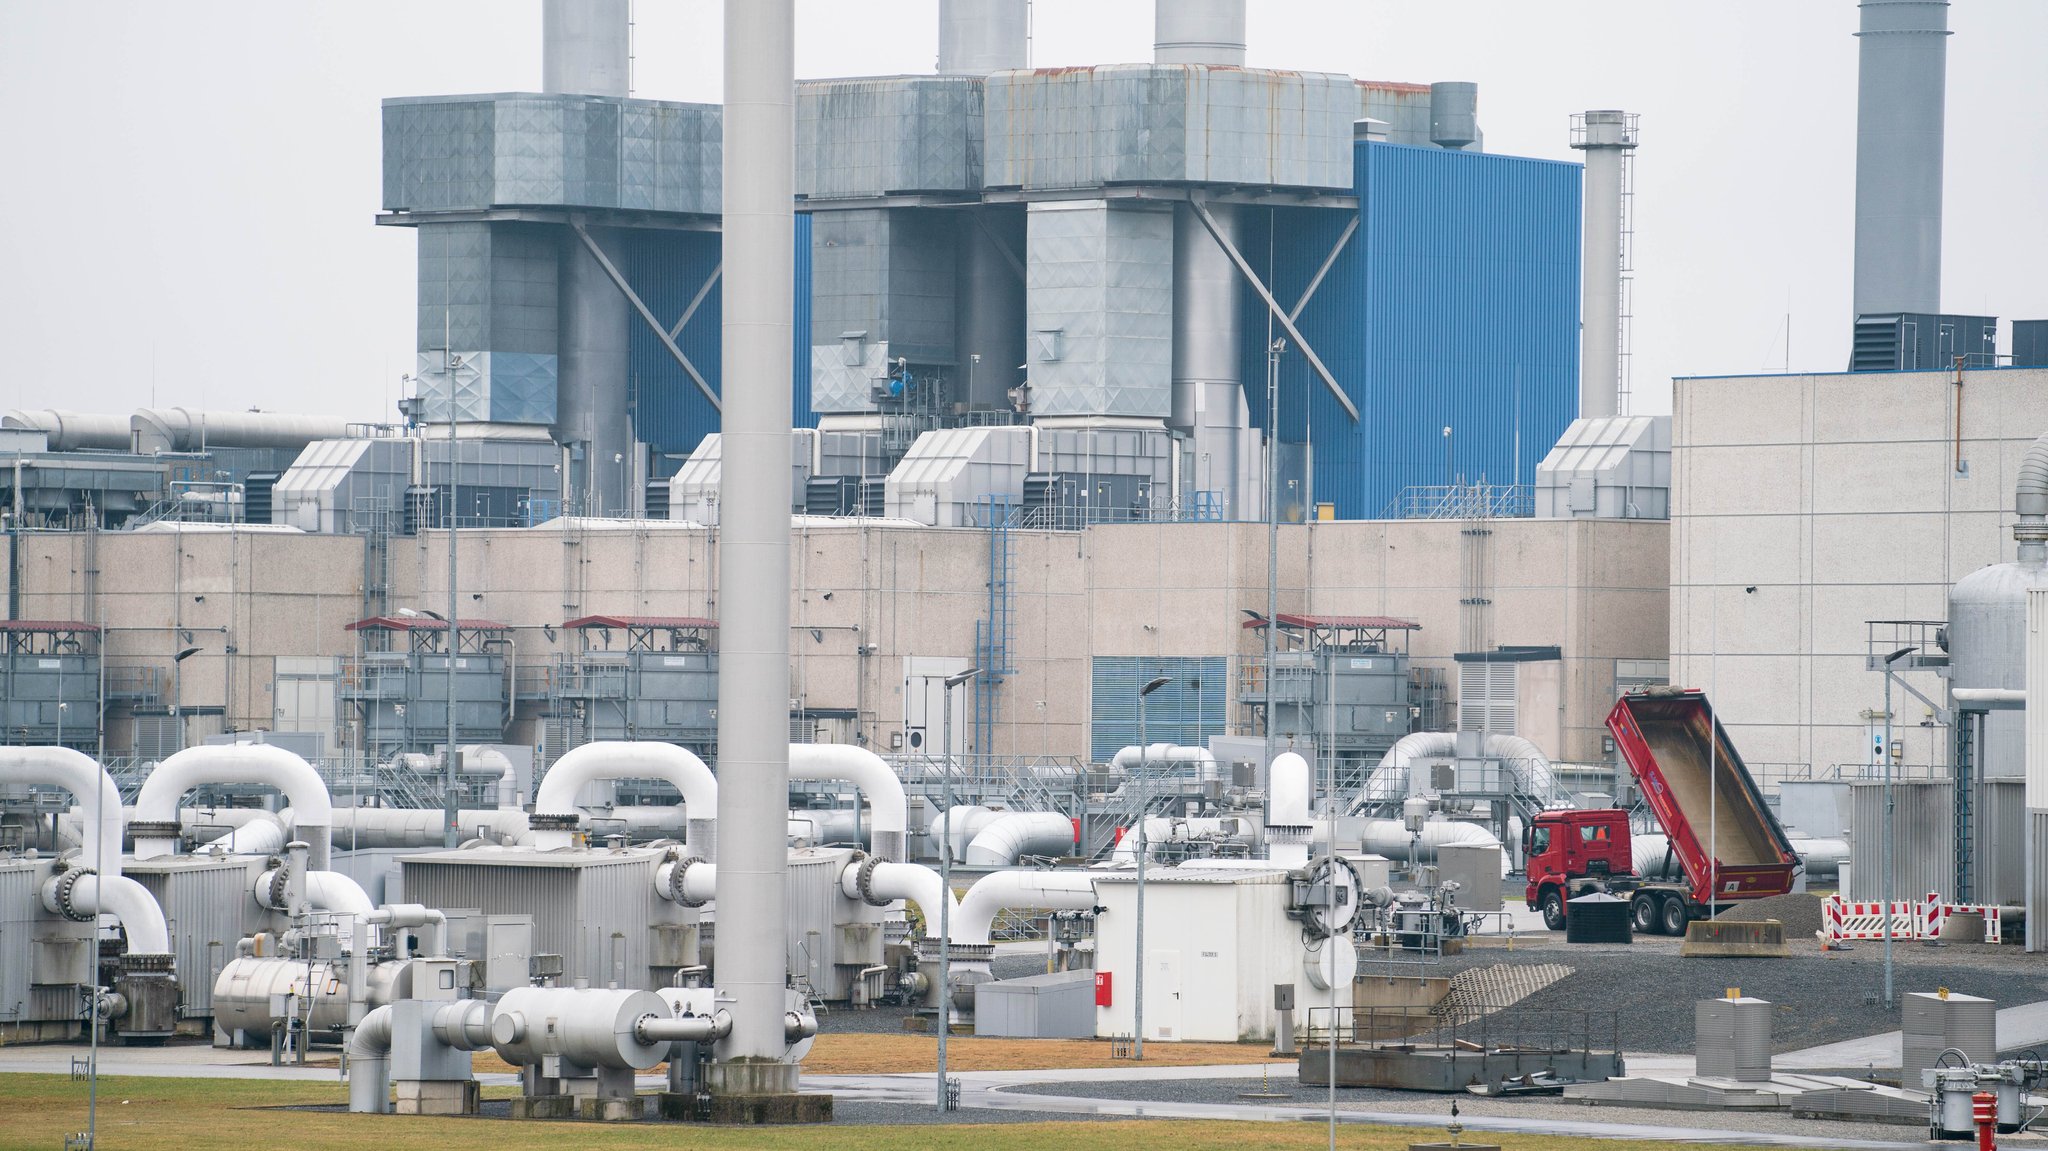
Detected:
left=1523, top=809, right=1634, bottom=930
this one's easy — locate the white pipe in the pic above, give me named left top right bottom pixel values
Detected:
left=42, top=872, right=172, bottom=956
left=1356, top=817, right=1501, bottom=862
left=330, top=806, right=533, bottom=848
left=1111, top=743, right=1220, bottom=784
left=0, top=747, right=124, bottom=878
left=347, top=1003, right=395, bottom=1114
left=839, top=859, right=958, bottom=926
left=655, top=857, right=718, bottom=906
left=964, top=812, right=1077, bottom=866
left=1107, top=816, right=1249, bottom=864
left=199, top=811, right=286, bottom=855
left=929, top=805, right=998, bottom=859
left=254, top=867, right=375, bottom=918
left=1955, top=688, right=2027, bottom=705
left=134, top=744, right=334, bottom=869
left=1351, top=732, right=1560, bottom=814
left=459, top=745, right=521, bottom=810
left=790, top=743, right=910, bottom=862
left=532, top=741, right=717, bottom=855
left=952, top=870, right=1096, bottom=945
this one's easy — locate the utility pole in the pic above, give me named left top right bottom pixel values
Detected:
left=1132, top=674, right=1170, bottom=1061
left=1264, top=340, right=1284, bottom=774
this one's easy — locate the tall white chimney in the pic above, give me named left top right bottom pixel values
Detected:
left=1155, top=0, right=1246, bottom=66
left=1852, top=0, right=1949, bottom=319
left=940, top=0, right=1029, bottom=74
left=1572, top=110, right=1639, bottom=420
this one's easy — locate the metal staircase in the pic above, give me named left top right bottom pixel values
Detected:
left=971, top=496, right=1016, bottom=756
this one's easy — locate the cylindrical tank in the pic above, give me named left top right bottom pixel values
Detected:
left=1171, top=202, right=1246, bottom=519
left=210, top=956, right=413, bottom=1035
left=556, top=226, right=634, bottom=517
left=1428, top=82, right=1479, bottom=149
left=2, top=409, right=129, bottom=451
left=542, top=0, right=630, bottom=97
left=490, top=985, right=671, bottom=1070
left=1948, top=557, right=2048, bottom=779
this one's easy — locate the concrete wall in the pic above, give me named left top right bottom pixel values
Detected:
left=1671, top=367, right=2048, bottom=774
left=4, top=513, right=1665, bottom=766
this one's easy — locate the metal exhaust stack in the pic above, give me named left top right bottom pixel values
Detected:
left=1571, top=110, right=1638, bottom=420
left=709, top=0, right=822, bottom=1114
left=1154, top=0, right=1247, bottom=66
left=1853, top=0, right=1949, bottom=319
left=939, top=0, right=1028, bottom=74
left=543, top=0, right=630, bottom=97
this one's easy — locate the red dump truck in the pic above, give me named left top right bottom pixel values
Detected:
left=1523, top=688, right=1801, bottom=935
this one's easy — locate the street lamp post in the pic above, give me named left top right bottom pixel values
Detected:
left=1132, top=674, right=1171, bottom=1061
left=935, top=666, right=979, bottom=1111
left=1880, top=645, right=1916, bottom=1007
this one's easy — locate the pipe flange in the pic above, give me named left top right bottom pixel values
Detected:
left=853, top=853, right=890, bottom=908
left=263, top=865, right=292, bottom=910
left=49, top=867, right=94, bottom=922
left=126, top=820, right=181, bottom=841
left=948, top=942, right=996, bottom=964
left=121, top=953, right=175, bottom=973
left=529, top=812, right=581, bottom=833
left=670, top=855, right=711, bottom=908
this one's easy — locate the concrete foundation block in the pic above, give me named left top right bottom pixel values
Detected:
left=510, top=1095, right=577, bottom=1120
left=394, top=1079, right=480, bottom=1116
left=657, top=1092, right=705, bottom=1121
left=700, top=1092, right=834, bottom=1125
left=577, top=1095, right=643, bottom=1122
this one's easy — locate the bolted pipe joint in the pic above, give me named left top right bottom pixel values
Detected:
left=432, top=1000, right=495, bottom=1050
left=636, top=1007, right=732, bottom=1045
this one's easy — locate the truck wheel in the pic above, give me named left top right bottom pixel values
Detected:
left=1540, top=889, right=1566, bottom=931
left=1630, top=893, right=1660, bottom=935
left=1659, top=895, right=1690, bottom=937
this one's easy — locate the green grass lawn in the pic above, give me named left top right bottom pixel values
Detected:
left=0, top=1073, right=1790, bottom=1151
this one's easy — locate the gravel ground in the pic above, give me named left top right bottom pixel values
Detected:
left=998, top=1075, right=1923, bottom=1145
left=1418, top=935, right=2048, bottom=1054
left=1715, top=892, right=1827, bottom=939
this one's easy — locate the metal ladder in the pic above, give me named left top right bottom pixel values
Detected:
left=972, top=496, right=1016, bottom=756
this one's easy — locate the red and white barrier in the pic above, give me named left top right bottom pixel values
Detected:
left=1819, top=891, right=2004, bottom=947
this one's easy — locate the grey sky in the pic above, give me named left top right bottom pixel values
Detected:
left=2, top=1, right=2043, bottom=422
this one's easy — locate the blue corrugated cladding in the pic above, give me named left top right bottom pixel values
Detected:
left=1239, top=142, right=1581, bottom=518
left=626, top=214, right=816, bottom=467
left=1089, top=656, right=1230, bottom=764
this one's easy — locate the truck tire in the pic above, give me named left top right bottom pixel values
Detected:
left=1659, top=895, right=1689, bottom=937
left=1630, top=893, right=1661, bottom=935
left=1540, top=888, right=1566, bottom=931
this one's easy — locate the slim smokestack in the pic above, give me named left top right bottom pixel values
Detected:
left=1154, top=0, right=1246, bottom=66
left=711, top=0, right=798, bottom=1093
left=1852, top=0, right=1949, bottom=318
left=542, top=0, right=630, bottom=96
left=940, top=0, right=1029, bottom=74
left=1571, top=110, right=1638, bottom=420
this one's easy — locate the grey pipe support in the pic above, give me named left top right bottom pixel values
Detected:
left=717, top=0, right=797, bottom=1069
left=134, top=744, right=333, bottom=869
left=347, top=1004, right=395, bottom=1114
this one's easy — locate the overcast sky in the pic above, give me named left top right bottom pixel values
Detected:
left=3, top=1, right=2044, bottom=422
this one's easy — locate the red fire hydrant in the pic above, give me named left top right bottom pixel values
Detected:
left=1973, top=1090, right=1997, bottom=1151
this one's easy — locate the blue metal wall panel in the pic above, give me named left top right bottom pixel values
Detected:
left=1089, top=656, right=1230, bottom=764
left=625, top=215, right=817, bottom=466
left=1239, top=143, right=1580, bottom=519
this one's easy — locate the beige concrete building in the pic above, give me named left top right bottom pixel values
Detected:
left=7, top=513, right=1667, bottom=768
left=1670, top=365, right=2048, bottom=776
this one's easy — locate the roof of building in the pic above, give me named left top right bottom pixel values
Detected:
left=0, top=620, right=100, bottom=633
left=346, top=616, right=510, bottom=632
left=563, top=615, right=718, bottom=631
left=1242, top=613, right=1421, bottom=632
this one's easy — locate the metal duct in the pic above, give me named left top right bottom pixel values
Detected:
left=1350, top=731, right=1562, bottom=814
left=556, top=226, right=634, bottom=517
left=133, top=744, right=335, bottom=870
left=1428, top=82, right=1479, bottom=149
left=2019, top=433, right=2048, bottom=541
left=964, top=812, right=1079, bottom=866
left=532, top=741, right=718, bottom=857
left=1354, top=817, right=1502, bottom=863
left=2, top=409, right=129, bottom=451
left=347, top=1004, right=396, bottom=1114
left=1154, top=0, right=1246, bottom=66
left=1111, top=743, right=1222, bottom=783
left=956, top=208, right=1027, bottom=413
left=1853, top=0, right=1949, bottom=318
left=1171, top=202, right=1248, bottom=518
left=953, top=870, right=1096, bottom=944
left=129, top=408, right=351, bottom=454
left=715, top=0, right=798, bottom=1077
left=939, top=0, right=1028, bottom=73
left=40, top=871, right=172, bottom=956
left=839, top=857, right=958, bottom=924
left=1571, top=111, right=1636, bottom=420
left=252, top=867, right=374, bottom=918
left=790, top=743, right=911, bottom=862
left=543, top=0, right=630, bottom=97
left=0, top=747, right=124, bottom=878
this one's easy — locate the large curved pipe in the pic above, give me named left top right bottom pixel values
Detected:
left=1350, top=732, right=1560, bottom=814
left=199, top=812, right=287, bottom=856
left=42, top=871, right=172, bottom=956
left=952, top=870, right=1097, bottom=945
left=790, top=743, right=910, bottom=862
left=964, top=812, right=1077, bottom=866
left=532, top=742, right=718, bottom=856
left=839, top=859, right=958, bottom=927
left=134, top=745, right=334, bottom=869
left=1107, top=816, right=1252, bottom=864
left=0, top=747, right=124, bottom=877
left=2018, top=432, right=2048, bottom=562
left=2, top=408, right=130, bottom=451
left=347, top=1003, right=395, bottom=1114
left=930, top=805, right=1000, bottom=859
left=330, top=807, right=533, bottom=849
left=254, top=867, right=375, bottom=918
left=1110, top=743, right=1220, bottom=784
left=1355, top=817, right=1502, bottom=862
